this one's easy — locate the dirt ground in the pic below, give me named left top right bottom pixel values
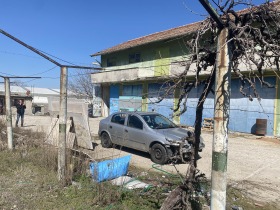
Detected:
left=20, top=114, right=280, bottom=205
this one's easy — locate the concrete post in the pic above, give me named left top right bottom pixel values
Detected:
left=101, top=84, right=109, bottom=117
left=211, top=28, right=231, bottom=210
left=58, top=66, right=68, bottom=183
left=4, top=77, right=13, bottom=150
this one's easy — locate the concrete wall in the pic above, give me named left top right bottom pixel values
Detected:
left=101, top=85, right=110, bottom=117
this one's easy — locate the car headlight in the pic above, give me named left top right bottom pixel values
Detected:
left=166, top=138, right=181, bottom=146
left=165, top=137, right=172, bottom=142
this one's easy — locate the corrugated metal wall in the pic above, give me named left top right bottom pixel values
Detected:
left=229, top=77, right=275, bottom=135
left=180, top=84, right=215, bottom=126
left=179, top=77, right=276, bottom=135
left=107, top=77, right=276, bottom=135
left=147, top=83, right=174, bottom=119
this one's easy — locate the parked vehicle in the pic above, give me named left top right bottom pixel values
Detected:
left=98, top=112, right=205, bottom=164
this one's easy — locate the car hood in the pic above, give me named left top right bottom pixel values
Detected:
left=155, top=127, right=190, bottom=142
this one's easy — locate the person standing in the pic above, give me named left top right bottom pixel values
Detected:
left=16, top=100, right=26, bottom=127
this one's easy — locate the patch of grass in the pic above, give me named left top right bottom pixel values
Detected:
left=0, top=120, right=168, bottom=210
left=0, top=148, right=168, bottom=210
left=0, top=120, right=279, bottom=210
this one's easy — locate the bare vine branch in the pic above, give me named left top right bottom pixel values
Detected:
left=161, top=1, right=280, bottom=209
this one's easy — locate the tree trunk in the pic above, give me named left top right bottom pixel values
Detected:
left=160, top=72, right=216, bottom=210
left=194, top=70, right=216, bottom=168
left=160, top=186, right=183, bottom=210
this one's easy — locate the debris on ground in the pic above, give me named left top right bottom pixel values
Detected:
left=254, top=202, right=264, bottom=207
left=111, top=175, right=152, bottom=190
left=232, top=206, right=243, bottom=210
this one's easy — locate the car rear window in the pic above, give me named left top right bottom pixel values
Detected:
left=111, top=114, right=126, bottom=125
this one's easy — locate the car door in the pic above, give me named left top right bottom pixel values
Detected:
left=108, top=113, right=126, bottom=145
left=124, top=114, right=148, bottom=151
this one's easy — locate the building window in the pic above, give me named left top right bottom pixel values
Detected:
left=35, top=106, right=42, bottom=113
left=123, top=84, right=142, bottom=97
left=129, top=53, right=141, bottom=63
left=107, top=57, right=116, bottom=67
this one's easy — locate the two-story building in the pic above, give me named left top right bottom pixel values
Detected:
left=91, top=7, right=280, bottom=136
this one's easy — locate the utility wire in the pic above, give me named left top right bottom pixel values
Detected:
left=0, top=50, right=94, bottom=67
left=23, top=70, right=95, bottom=84
left=183, top=1, right=208, bottom=16
left=0, top=50, right=41, bottom=59
left=27, top=66, right=58, bottom=77
left=0, top=71, right=18, bottom=77
left=35, top=48, right=77, bottom=66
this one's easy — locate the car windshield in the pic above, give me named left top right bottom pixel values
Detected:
left=141, top=114, right=178, bottom=129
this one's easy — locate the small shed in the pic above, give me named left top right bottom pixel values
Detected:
left=0, top=84, right=33, bottom=115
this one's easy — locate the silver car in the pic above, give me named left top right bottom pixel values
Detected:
left=98, top=112, right=205, bottom=164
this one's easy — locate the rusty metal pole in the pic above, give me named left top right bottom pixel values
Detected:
left=211, top=28, right=231, bottom=210
left=4, top=77, right=13, bottom=149
left=58, top=66, right=68, bottom=183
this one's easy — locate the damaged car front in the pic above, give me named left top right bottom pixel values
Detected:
left=140, top=113, right=205, bottom=164
left=157, top=128, right=205, bottom=163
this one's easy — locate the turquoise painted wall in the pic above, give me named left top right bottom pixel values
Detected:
left=109, top=85, right=120, bottom=115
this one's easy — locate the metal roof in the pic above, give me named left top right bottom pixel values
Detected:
left=0, top=84, right=27, bottom=94
left=27, top=87, right=59, bottom=95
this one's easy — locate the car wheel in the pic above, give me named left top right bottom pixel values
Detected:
left=101, top=132, right=113, bottom=148
left=150, top=143, right=168, bottom=164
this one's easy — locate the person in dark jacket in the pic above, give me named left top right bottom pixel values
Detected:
left=16, top=100, right=26, bottom=127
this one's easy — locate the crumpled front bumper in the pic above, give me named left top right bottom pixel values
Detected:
left=166, top=138, right=205, bottom=162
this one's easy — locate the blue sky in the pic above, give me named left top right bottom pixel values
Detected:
left=0, top=0, right=268, bottom=88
